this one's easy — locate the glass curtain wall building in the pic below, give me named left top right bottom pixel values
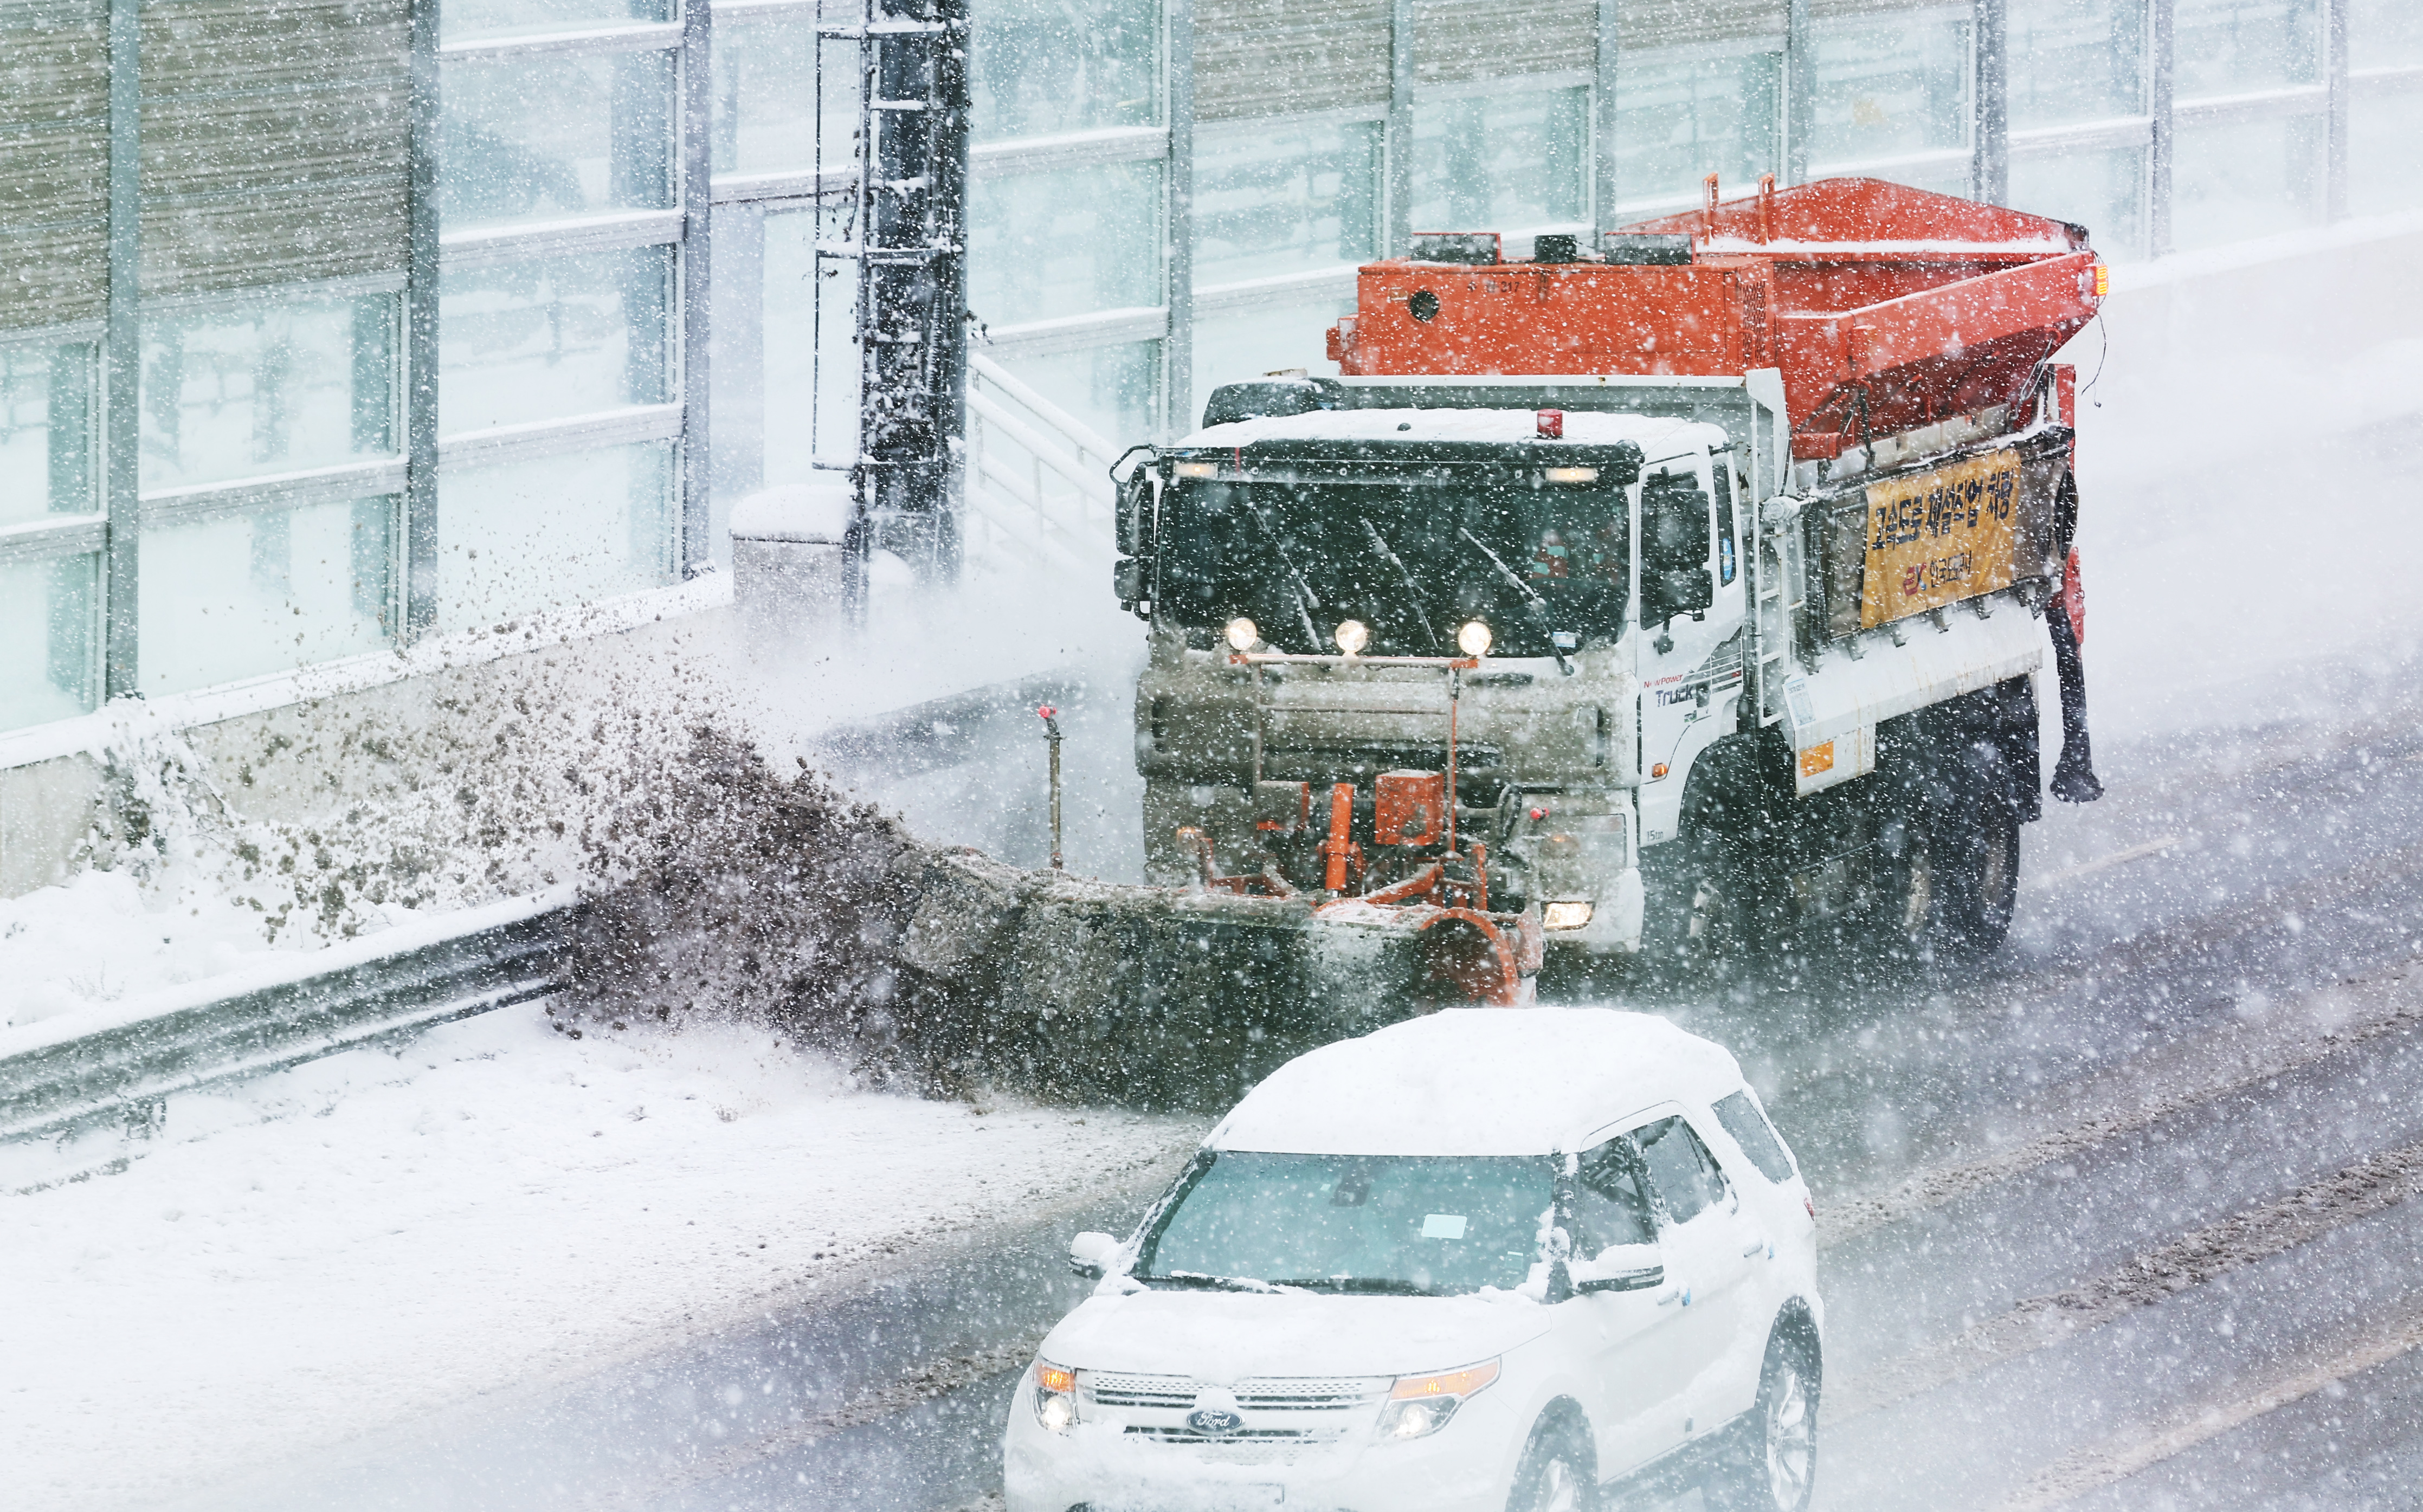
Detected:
left=5, top=0, right=2420, bottom=733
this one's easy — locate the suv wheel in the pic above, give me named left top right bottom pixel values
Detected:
left=1706, top=1327, right=1820, bottom=1512
left=1507, top=1418, right=1596, bottom=1512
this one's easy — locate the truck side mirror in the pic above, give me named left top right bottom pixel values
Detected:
left=1114, top=469, right=1155, bottom=558
left=1645, top=567, right=1714, bottom=625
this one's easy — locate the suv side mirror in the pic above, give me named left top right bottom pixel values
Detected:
left=1068, top=1231, right=1118, bottom=1280
left=1571, top=1240, right=1665, bottom=1295
left=1576, top=1263, right=1665, bottom=1295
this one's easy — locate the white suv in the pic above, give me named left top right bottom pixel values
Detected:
left=1003, top=1007, right=1821, bottom=1512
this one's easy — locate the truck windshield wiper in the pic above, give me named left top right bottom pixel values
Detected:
left=1359, top=518, right=1440, bottom=652
left=1456, top=528, right=1573, bottom=675
left=1268, top=1277, right=1439, bottom=1296
left=1249, top=502, right=1323, bottom=648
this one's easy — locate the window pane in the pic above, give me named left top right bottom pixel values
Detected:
left=441, top=51, right=673, bottom=233
left=2174, top=114, right=2324, bottom=248
left=758, top=206, right=856, bottom=477
left=994, top=341, right=1157, bottom=445
left=137, top=497, right=395, bottom=694
left=1193, top=298, right=1351, bottom=427
left=712, top=17, right=856, bottom=177
left=441, top=247, right=672, bottom=433
left=972, top=0, right=1159, bottom=143
left=2009, top=0, right=2145, bottom=129
left=440, top=441, right=671, bottom=624
left=2009, top=144, right=2145, bottom=259
left=0, top=553, right=99, bottom=731
left=1808, top=13, right=1971, bottom=169
left=713, top=205, right=857, bottom=568
left=1711, top=1090, right=1795, bottom=1184
left=441, top=0, right=671, bottom=48
left=1613, top=46, right=1782, bottom=216
left=1195, top=120, right=1380, bottom=288
left=2351, top=90, right=2423, bottom=216
left=139, top=293, right=396, bottom=492
left=1411, top=87, right=1588, bottom=233
left=2353, top=0, right=2423, bottom=66
left=1, top=343, right=97, bottom=524
left=2176, top=0, right=2320, bottom=99
left=968, top=163, right=1163, bottom=326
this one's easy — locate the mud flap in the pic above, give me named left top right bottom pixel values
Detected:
left=2047, top=546, right=2102, bottom=803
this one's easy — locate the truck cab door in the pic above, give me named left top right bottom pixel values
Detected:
left=1634, top=453, right=1749, bottom=846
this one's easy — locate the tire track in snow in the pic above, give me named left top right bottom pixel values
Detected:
left=1979, top=1303, right=2423, bottom=1512
left=1828, top=1134, right=2423, bottom=1422
left=1815, top=945, right=2423, bottom=1249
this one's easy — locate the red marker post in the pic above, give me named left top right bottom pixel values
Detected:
left=1038, top=706, right=1064, bottom=870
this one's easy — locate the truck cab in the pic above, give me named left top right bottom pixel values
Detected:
left=1124, top=380, right=1776, bottom=959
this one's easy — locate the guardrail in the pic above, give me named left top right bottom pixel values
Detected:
left=0, top=900, right=576, bottom=1179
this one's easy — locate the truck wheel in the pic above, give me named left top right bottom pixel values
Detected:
left=1939, top=772, right=2020, bottom=957
left=1866, top=809, right=1943, bottom=965
left=1703, top=1326, right=1820, bottom=1512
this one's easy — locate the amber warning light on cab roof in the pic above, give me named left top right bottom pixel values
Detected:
left=1330, top=176, right=2102, bottom=463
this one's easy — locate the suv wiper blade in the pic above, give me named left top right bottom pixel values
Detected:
left=1142, top=1271, right=1288, bottom=1293
left=1269, top=1277, right=1439, bottom=1296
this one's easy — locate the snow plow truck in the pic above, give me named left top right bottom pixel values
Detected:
left=898, top=177, right=2104, bottom=1090
left=1117, top=176, right=2103, bottom=966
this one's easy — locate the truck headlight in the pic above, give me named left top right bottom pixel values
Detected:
left=1543, top=901, right=1595, bottom=931
left=1457, top=619, right=1493, bottom=657
left=1225, top=617, right=1260, bottom=651
left=1375, top=1358, right=1499, bottom=1443
left=1032, top=1360, right=1078, bottom=1433
left=1334, top=618, right=1370, bottom=655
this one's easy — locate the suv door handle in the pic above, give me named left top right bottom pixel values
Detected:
left=1741, top=1240, right=1767, bottom=1258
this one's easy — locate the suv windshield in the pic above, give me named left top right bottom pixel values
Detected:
left=1136, top=1152, right=1553, bottom=1296
left=1156, top=462, right=1634, bottom=658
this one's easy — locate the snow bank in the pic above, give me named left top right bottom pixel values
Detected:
left=0, top=1003, right=1202, bottom=1512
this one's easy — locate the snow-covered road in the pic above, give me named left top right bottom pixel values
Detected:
left=0, top=1010, right=1201, bottom=1511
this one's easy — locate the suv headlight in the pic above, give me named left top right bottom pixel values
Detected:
left=1032, top=1359, right=1078, bottom=1433
left=1375, top=1358, right=1500, bottom=1442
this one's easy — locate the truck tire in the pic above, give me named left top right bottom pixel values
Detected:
left=1865, top=806, right=1944, bottom=965
left=1938, top=751, right=2020, bottom=957
left=1646, top=745, right=1777, bottom=976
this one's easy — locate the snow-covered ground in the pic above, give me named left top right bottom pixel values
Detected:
left=0, top=1005, right=1202, bottom=1512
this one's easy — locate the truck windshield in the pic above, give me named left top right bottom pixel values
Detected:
left=1135, top=1151, right=1553, bottom=1296
left=1158, top=474, right=1631, bottom=658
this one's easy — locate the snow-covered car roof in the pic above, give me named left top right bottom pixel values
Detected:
left=1179, top=406, right=1723, bottom=455
left=1207, top=1007, right=1745, bottom=1159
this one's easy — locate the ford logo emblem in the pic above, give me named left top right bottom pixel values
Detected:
left=1185, top=1406, right=1245, bottom=1437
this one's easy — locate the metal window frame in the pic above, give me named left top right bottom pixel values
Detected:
left=680, top=0, right=714, bottom=578
left=0, top=515, right=112, bottom=567
left=1166, top=0, right=1194, bottom=441
left=436, top=20, right=683, bottom=63
left=103, top=0, right=139, bottom=697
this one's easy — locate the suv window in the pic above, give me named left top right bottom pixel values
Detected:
left=1636, top=1116, right=1730, bottom=1224
left=1571, top=1138, right=1655, bottom=1257
left=1712, top=1090, right=1795, bottom=1183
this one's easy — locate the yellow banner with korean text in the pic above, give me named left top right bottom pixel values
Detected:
left=1860, top=448, right=2024, bottom=629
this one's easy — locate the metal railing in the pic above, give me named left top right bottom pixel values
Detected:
left=963, top=352, right=1123, bottom=574
left=0, top=903, right=574, bottom=1182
